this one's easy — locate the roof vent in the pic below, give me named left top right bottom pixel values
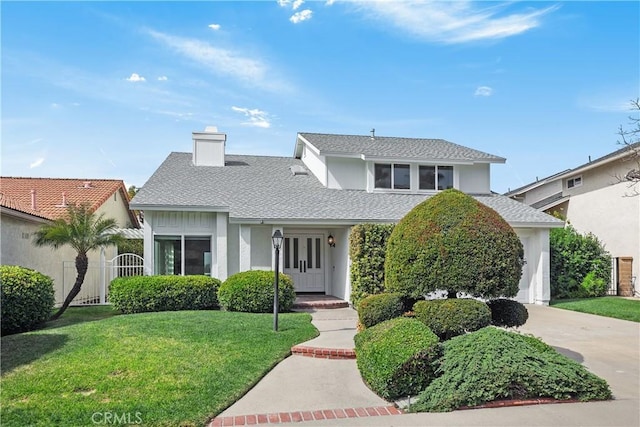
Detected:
left=370, top=128, right=375, bottom=139
left=55, top=192, right=68, bottom=208
left=290, top=165, right=308, bottom=176
left=81, top=181, right=92, bottom=189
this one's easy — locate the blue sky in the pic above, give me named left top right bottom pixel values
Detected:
left=2, top=1, right=638, bottom=194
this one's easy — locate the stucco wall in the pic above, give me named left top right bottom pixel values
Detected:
left=327, top=227, right=351, bottom=301
left=565, top=182, right=639, bottom=283
left=326, top=157, right=366, bottom=190
left=301, top=145, right=327, bottom=186
left=250, top=225, right=272, bottom=270
left=522, top=180, right=563, bottom=205
left=458, top=164, right=491, bottom=194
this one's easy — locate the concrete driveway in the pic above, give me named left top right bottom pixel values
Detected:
left=295, top=304, right=640, bottom=427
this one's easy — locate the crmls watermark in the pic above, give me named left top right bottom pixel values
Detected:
left=91, top=412, right=143, bottom=425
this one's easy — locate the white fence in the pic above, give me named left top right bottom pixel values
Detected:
left=62, top=253, right=147, bottom=306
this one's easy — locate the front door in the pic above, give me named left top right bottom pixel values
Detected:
left=283, top=234, right=325, bottom=292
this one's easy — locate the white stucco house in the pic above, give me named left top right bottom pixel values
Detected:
left=505, top=143, right=640, bottom=296
left=0, top=177, right=140, bottom=304
left=130, top=127, right=563, bottom=305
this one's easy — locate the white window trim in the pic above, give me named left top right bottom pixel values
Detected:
left=153, top=233, right=214, bottom=276
left=567, top=175, right=582, bottom=189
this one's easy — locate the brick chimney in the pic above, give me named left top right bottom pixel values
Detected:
left=192, top=126, right=227, bottom=167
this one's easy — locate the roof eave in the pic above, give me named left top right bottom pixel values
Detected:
left=131, top=204, right=230, bottom=212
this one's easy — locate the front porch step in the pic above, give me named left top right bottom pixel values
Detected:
left=293, top=295, right=349, bottom=310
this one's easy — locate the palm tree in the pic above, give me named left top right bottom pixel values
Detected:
left=34, top=203, right=123, bottom=320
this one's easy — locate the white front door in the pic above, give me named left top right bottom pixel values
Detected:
left=283, top=234, right=325, bottom=292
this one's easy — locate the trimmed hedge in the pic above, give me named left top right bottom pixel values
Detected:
left=218, top=270, right=295, bottom=313
left=385, top=189, right=524, bottom=300
left=413, top=327, right=612, bottom=412
left=354, top=317, right=441, bottom=399
left=349, top=223, right=395, bottom=308
left=1, top=265, right=55, bottom=335
left=358, top=293, right=404, bottom=328
left=487, top=298, right=529, bottom=327
left=109, top=275, right=221, bottom=314
left=413, top=298, right=491, bottom=340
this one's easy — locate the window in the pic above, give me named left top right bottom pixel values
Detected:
left=375, top=163, right=411, bottom=189
left=419, top=165, right=454, bottom=190
left=154, top=235, right=211, bottom=275
left=567, top=176, right=582, bottom=189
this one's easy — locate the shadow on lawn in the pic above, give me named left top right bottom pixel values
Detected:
left=1, top=333, right=68, bottom=374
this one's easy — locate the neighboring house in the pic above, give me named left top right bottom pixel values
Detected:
left=0, top=177, right=139, bottom=304
left=130, top=127, right=563, bottom=305
left=505, top=143, right=640, bottom=295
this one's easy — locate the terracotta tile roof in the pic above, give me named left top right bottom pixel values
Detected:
left=0, top=177, right=137, bottom=225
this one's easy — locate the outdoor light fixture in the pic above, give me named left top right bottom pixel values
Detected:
left=327, top=234, right=336, bottom=247
left=272, top=230, right=283, bottom=331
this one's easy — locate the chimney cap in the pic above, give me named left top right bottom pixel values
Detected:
left=205, top=126, right=219, bottom=133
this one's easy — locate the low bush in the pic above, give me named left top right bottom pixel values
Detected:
left=1, top=265, right=55, bottom=335
left=578, top=272, right=608, bottom=298
left=412, top=327, right=612, bottom=412
left=358, top=293, right=404, bottom=328
left=413, top=298, right=491, bottom=340
left=109, top=275, right=221, bottom=314
left=218, top=270, right=295, bottom=313
left=354, top=317, right=441, bottom=399
left=486, top=299, right=529, bottom=327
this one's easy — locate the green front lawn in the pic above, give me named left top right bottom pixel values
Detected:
left=1, top=308, right=318, bottom=426
left=551, top=296, right=640, bottom=322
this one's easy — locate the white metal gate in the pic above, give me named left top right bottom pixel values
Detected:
left=63, top=253, right=146, bottom=306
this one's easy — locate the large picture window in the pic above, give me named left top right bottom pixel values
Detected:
left=419, top=165, right=454, bottom=190
left=154, top=235, right=211, bottom=276
left=375, top=163, right=411, bottom=189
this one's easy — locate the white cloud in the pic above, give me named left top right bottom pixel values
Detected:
left=146, top=29, right=284, bottom=91
left=231, top=106, right=271, bottom=128
left=290, top=9, right=312, bottom=24
left=277, top=0, right=291, bottom=7
left=292, top=0, right=304, bottom=10
left=350, top=1, right=559, bottom=44
left=208, top=24, right=221, bottom=30
left=126, top=73, right=146, bottom=82
left=50, top=103, right=62, bottom=109
left=474, top=86, right=493, bottom=97
left=325, top=0, right=335, bottom=5
left=157, top=76, right=168, bottom=81
left=30, top=157, right=44, bottom=168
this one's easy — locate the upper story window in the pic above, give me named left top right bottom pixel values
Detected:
left=567, top=176, right=582, bottom=189
left=375, top=163, right=410, bottom=189
left=419, top=165, right=453, bottom=190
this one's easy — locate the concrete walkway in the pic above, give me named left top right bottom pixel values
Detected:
left=211, top=304, right=640, bottom=427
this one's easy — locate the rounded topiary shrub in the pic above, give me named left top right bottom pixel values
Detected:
left=218, top=270, right=295, bottom=313
left=358, top=293, right=404, bottom=328
left=1, top=265, right=55, bottom=335
left=109, top=275, right=221, bottom=314
left=385, top=189, right=524, bottom=300
left=487, top=298, right=529, bottom=327
left=354, top=317, right=441, bottom=400
left=413, top=298, right=491, bottom=340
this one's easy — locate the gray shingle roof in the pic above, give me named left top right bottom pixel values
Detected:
left=297, top=132, right=506, bottom=163
left=131, top=153, right=561, bottom=227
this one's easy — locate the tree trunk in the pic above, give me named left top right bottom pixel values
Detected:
left=447, top=290, right=458, bottom=299
left=50, top=253, right=88, bottom=321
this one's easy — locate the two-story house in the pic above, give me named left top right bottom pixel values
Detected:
left=505, top=143, right=640, bottom=296
left=130, top=127, right=562, bottom=304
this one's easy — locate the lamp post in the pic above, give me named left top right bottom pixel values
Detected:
left=272, top=230, right=283, bottom=332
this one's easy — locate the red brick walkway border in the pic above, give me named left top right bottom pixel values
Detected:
left=290, top=345, right=356, bottom=359
left=208, top=406, right=403, bottom=426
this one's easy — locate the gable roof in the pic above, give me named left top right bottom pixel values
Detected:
left=505, top=142, right=640, bottom=197
left=131, top=153, right=561, bottom=228
left=0, top=177, right=138, bottom=226
left=295, top=132, right=506, bottom=164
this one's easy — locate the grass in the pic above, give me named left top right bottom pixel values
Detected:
left=1, top=307, right=318, bottom=426
left=551, top=296, right=640, bottom=322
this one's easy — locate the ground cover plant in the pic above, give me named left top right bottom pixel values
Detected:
left=109, top=275, right=221, bottom=313
left=551, top=296, right=640, bottom=322
left=1, top=265, right=55, bottom=335
left=354, top=317, right=440, bottom=399
left=411, top=327, right=611, bottom=412
left=1, top=308, right=318, bottom=426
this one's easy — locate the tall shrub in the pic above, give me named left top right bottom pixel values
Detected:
left=550, top=225, right=611, bottom=299
left=1, top=266, right=55, bottom=335
left=349, top=223, right=395, bottom=308
left=385, top=189, right=524, bottom=300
